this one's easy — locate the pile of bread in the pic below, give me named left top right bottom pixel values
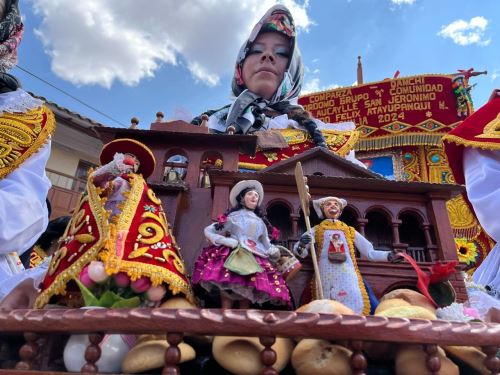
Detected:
left=120, top=291, right=489, bottom=375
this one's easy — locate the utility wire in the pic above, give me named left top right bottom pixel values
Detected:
left=15, top=65, right=128, bottom=128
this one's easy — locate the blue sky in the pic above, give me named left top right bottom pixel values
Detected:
left=15, top=0, right=500, bottom=129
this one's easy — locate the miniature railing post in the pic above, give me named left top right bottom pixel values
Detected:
left=481, top=345, right=500, bottom=375
left=350, top=340, right=367, bottom=375
left=81, top=333, right=104, bottom=373
left=424, top=344, right=441, bottom=374
left=162, top=332, right=183, bottom=375
left=15, top=332, right=39, bottom=370
left=259, top=335, right=278, bottom=375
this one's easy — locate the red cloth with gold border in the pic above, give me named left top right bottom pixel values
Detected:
left=0, top=106, right=55, bottom=179
left=36, top=173, right=193, bottom=308
left=443, top=91, right=500, bottom=184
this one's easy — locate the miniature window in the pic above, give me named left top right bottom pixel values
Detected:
left=163, top=151, right=188, bottom=182
left=199, top=152, right=223, bottom=188
left=365, top=210, right=392, bottom=251
left=399, top=212, right=427, bottom=262
left=267, top=202, right=293, bottom=250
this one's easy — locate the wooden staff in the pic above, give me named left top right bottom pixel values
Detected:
left=294, top=162, right=324, bottom=300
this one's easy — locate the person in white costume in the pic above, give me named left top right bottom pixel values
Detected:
left=0, top=0, right=55, bottom=304
left=443, top=89, right=500, bottom=300
left=293, top=196, right=401, bottom=315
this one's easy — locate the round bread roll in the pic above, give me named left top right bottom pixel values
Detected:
left=291, top=339, right=352, bottom=375
left=121, top=340, right=195, bottom=373
left=444, top=346, right=489, bottom=375
left=395, top=344, right=459, bottom=375
left=375, top=305, right=437, bottom=320
left=381, top=289, right=436, bottom=313
left=212, top=336, right=293, bottom=375
left=374, top=298, right=411, bottom=314
left=160, top=297, right=198, bottom=309
left=296, top=299, right=355, bottom=315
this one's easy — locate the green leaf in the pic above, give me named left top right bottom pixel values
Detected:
left=111, top=296, right=141, bottom=309
left=97, top=290, right=123, bottom=308
left=74, top=279, right=99, bottom=307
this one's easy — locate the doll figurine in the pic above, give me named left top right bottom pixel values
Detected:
left=192, top=180, right=291, bottom=309
left=294, top=196, right=400, bottom=315
left=36, top=138, right=193, bottom=308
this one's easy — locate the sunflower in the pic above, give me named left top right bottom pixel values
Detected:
left=455, top=238, right=478, bottom=265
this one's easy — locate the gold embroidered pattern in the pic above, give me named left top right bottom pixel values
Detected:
left=443, top=134, right=500, bottom=151
left=313, top=220, right=371, bottom=316
left=35, top=175, right=109, bottom=308
left=99, top=174, right=193, bottom=302
left=0, top=106, right=56, bottom=179
left=477, top=113, right=500, bottom=139
left=446, top=195, right=480, bottom=240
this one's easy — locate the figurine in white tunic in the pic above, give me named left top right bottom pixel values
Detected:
left=294, top=196, right=400, bottom=315
left=192, top=180, right=291, bottom=309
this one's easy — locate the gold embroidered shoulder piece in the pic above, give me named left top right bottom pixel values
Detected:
left=0, top=106, right=56, bottom=179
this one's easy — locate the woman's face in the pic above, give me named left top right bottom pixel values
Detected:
left=241, top=32, right=290, bottom=100
left=243, top=190, right=260, bottom=210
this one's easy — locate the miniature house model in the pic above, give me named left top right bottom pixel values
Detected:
left=96, top=120, right=466, bottom=304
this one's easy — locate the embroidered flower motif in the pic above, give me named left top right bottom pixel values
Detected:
left=144, top=205, right=157, bottom=213
left=263, top=152, right=278, bottom=162
left=454, top=238, right=478, bottom=265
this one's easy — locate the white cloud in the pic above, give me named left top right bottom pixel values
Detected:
left=492, top=70, right=500, bottom=81
left=390, top=0, right=416, bottom=4
left=31, top=0, right=312, bottom=88
left=437, top=16, right=491, bottom=46
left=301, top=78, right=339, bottom=95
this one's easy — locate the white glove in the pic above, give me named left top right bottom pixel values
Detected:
left=268, top=245, right=281, bottom=262
left=218, top=237, right=239, bottom=249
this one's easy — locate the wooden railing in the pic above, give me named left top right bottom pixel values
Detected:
left=0, top=308, right=498, bottom=374
left=46, top=168, right=87, bottom=192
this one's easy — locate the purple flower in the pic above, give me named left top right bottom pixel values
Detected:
left=271, top=227, right=280, bottom=241
left=114, top=272, right=131, bottom=288
left=79, top=266, right=95, bottom=289
left=131, top=277, right=152, bottom=293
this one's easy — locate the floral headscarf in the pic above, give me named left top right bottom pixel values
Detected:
left=0, top=0, right=23, bottom=72
left=208, top=5, right=305, bottom=135
left=231, top=5, right=303, bottom=103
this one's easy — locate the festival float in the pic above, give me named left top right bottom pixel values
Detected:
left=0, top=66, right=499, bottom=375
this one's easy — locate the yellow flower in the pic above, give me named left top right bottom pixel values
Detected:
left=455, top=238, right=478, bottom=265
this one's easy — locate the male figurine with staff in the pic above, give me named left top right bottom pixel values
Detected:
left=293, top=162, right=401, bottom=315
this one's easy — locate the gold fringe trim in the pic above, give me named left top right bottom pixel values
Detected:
left=323, top=129, right=360, bottom=157
left=0, top=106, right=56, bottom=179
left=238, top=162, right=269, bottom=170
left=35, top=175, right=109, bottom=308
left=313, top=220, right=371, bottom=316
left=99, top=174, right=193, bottom=302
left=355, top=132, right=446, bottom=151
left=442, top=134, right=500, bottom=151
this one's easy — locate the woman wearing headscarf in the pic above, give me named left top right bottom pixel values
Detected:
left=192, top=5, right=327, bottom=148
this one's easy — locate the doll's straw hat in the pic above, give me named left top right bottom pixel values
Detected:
left=100, top=138, right=156, bottom=178
left=229, top=180, right=264, bottom=207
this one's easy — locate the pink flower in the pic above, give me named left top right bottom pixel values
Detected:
left=217, top=214, right=228, bottom=225
left=79, top=266, right=95, bottom=289
left=463, top=307, right=481, bottom=320
left=87, top=261, right=108, bottom=283
left=113, top=272, right=130, bottom=288
left=271, top=227, right=280, bottom=242
left=131, top=277, right=152, bottom=293
left=146, top=285, right=167, bottom=302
